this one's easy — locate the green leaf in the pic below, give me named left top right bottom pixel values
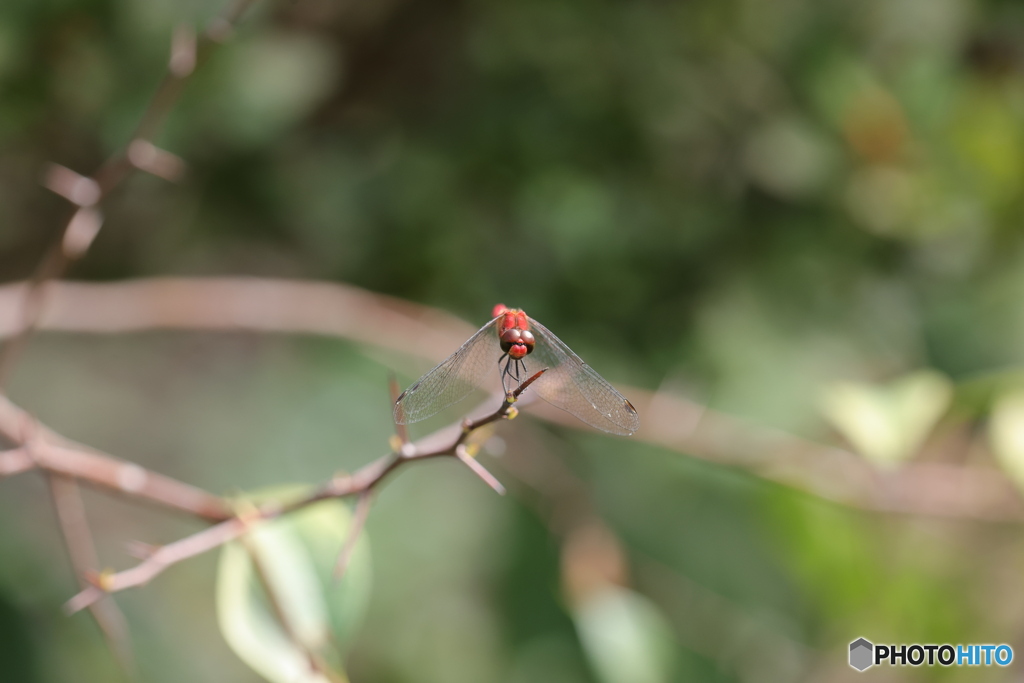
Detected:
left=989, top=391, right=1024, bottom=491
left=572, top=587, right=676, bottom=683
left=821, top=370, right=952, bottom=467
left=216, top=487, right=371, bottom=683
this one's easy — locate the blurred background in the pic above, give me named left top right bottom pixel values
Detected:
left=3, top=0, right=1024, bottom=681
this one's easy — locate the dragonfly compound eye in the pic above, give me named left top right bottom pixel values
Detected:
left=519, top=329, right=535, bottom=352
left=500, top=328, right=523, bottom=352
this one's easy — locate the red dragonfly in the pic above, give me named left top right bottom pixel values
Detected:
left=394, top=304, right=639, bottom=435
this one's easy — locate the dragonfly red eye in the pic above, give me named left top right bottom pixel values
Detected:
left=519, top=330, right=535, bottom=350
left=500, top=328, right=523, bottom=352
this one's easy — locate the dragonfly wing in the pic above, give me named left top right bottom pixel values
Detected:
left=394, top=316, right=502, bottom=425
left=526, top=318, right=640, bottom=435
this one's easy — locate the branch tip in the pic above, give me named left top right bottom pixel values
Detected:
left=169, top=24, right=197, bottom=77
left=455, top=446, right=506, bottom=495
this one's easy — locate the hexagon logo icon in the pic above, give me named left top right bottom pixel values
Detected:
left=849, top=638, right=874, bottom=671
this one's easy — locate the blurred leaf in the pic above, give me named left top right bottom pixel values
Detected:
left=218, top=534, right=330, bottom=683
left=572, top=587, right=676, bottom=683
left=949, top=86, right=1024, bottom=206
left=989, top=390, right=1024, bottom=492
left=203, top=32, right=339, bottom=148
left=743, top=116, right=838, bottom=199
left=821, top=370, right=952, bottom=466
left=216, top=488, right=371, bottom=683
left=287, top=499, right=373, bottom=647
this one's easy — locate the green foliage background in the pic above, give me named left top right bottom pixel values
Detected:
left=3, top=0, right=1024, bottom=681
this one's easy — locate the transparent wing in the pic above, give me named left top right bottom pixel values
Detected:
left=394, top=316, right=502, bottom=425
left=525, top=317, right=640, bottom=435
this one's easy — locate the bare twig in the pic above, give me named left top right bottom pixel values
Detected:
left=66, top=517, right=248, bottom=614
left=65, top=383, right=531, bottom=613
left=455, top=445, right=506, bottom=495
left=0, top=278, right=475, bottom=361
left=0, top=447, right=32, bottom=477
left=47, top=475, right=136, bottom=679
left=0, top=394, right=230, bottom=521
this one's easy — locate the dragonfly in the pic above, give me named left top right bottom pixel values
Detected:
left=394, top=304, right=639, bottom=435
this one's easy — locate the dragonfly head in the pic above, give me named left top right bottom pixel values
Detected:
left=500, top=328, right=535, bottom=359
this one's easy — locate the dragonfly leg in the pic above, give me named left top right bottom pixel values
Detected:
left=500, top=354, right=512, bottom=394
left=515, top=358, right=526, bottom=387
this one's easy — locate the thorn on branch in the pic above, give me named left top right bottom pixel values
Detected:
left=455, top=445, right=506, bottom=495
left=0, top=448, right=33, bottom=477
left=127, top=140, right=186, bottom=182
left=205, top=17, right=233, bottom=43
left=62, top=208, right=104, bottom=259
left=514, top=368, right=548, bottom=398
left=126, top=540, right=160, bottom=561
left=169, top=24, right=197, bottom=77
left=44, top=164, right=100, bottom=207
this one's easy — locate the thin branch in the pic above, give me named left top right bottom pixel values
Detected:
left=333, top=490, right=372, bottom=582
left=66, top=383, right=535, bottom=614
left=455, top=445, right=506, bottom=495
left=0, top=278, right=476, bottom=362
left=0, top=394, right=230, bottom=521
left=47, top=475, right=137, bottom=679
left=66, top=517, right=248, bottom=614
left=0, top=447, right=32, bottom=477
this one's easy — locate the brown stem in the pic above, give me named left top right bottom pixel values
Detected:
left=0, top=394, right=230, bottom=521
left=47, top=475, right=137, bottom=679
left=65, top=391, right=527, bottom=614
left=455, top=446, right=507, bottom=495
left=0, top=448, right=32, bottom=477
